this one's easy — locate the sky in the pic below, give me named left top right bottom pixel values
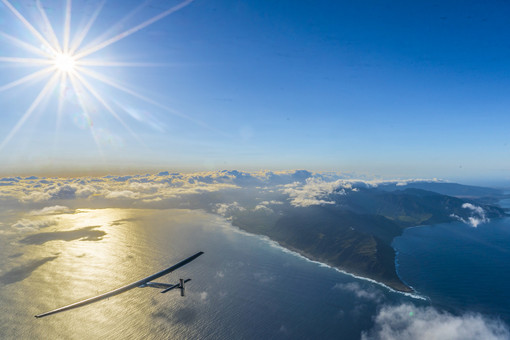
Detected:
left=0, top=0, right=509, bottom=184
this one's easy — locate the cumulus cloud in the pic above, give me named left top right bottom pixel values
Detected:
left=362, top=304, right=509, bottom=340
left=215, top=202, right=245, bottom=216
left=282, top=178, right=347, bottom=207
left=254, top=204, right=273, bottom=213
left=105, top=190, right=141, bottom=200
left=0, top=171, right=447, bottom=212
left=48, top=185, right=77, bottom=200
left=451, top=203, right=489, bottom=227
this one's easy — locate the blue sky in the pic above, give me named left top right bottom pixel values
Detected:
left=0, top=0, right=509, bottom=183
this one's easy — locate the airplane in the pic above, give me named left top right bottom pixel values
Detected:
left=35, top=251, right=204, bottom=318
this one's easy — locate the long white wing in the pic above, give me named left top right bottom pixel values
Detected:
left=35, top=251, right=204, bottom=318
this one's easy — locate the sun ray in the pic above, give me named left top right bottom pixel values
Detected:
left=63, top=0, right=72, bottom=53
left=0, top=31, right=52, bottom=58
left=0, top=0, right=58, bottom=55
left=73, top=71, right=144, bottom=144
left=0, top=0, right=212, bottom=152
left=76, top=60, right=167, bottom=67
left=77, top=66, right=222, bottom=134
left=78, top=66, right=188, bottom=119
left=35, top=0, right=62, bottom=51
left=67, top=73, right=105, bottom=158
left=0, top=66, right=55, bottom=93
left=0, top=57, right=53, bottom=65
left=76, top=0, right=150, bottom=56
left=68, top=0, right=105, bottom=55
left=53, top=72, right=68, bottom=155
left=74, top=0, right=194, bottom=59
left=0, top=73, right=59, bottom=151
left=55, top=72, right=68, bottom=129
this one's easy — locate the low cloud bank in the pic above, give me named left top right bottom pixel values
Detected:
left=0, top=170, right=448, bottom=209
left=362, top=304, right=509, bottom=340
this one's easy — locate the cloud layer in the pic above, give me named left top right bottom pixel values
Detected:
left=0, top=171, right=449, bottom=212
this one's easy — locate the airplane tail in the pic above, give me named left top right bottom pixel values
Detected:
left=160, top=278, right=190, bottom=294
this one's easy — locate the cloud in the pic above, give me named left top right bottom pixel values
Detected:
left=105, top=190, right=141, bottom=199
left=362, top=304, right=509, bottom=340
left=12, top=218, right=56, bottom=232
left=254, top=204, right=273, bottom=213
left=48, top=185, right=77, bottom=200
left=452, top=203, right=489, bottom=227
left=215, top=202, right=245, bottom=217
left=333, top=282, right=384, bottom=303
left=29, top=205, right=72, bottom=215
left=282, top=178, right=347, bottom=207
left=0, top=170, right=447, bottom=212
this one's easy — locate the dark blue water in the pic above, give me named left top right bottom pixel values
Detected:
left=393, top=199, right=510, bottom=324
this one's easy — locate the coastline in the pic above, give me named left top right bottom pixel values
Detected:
left=215, top=215, right=426, bottom=299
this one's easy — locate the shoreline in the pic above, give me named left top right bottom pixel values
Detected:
left=215, top=215, right=427, bottom=300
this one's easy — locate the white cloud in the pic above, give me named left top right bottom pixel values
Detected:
left=259, top=200, right=284, bottom=205
left=29, top=205, right=72, bottom=215
left=12, top=218, right=56, bottom=232
left=105, top=190, right=140, bottom=199
left=362, top=304, right=509, bottom=340
left=0, top=171, right=446, bottom=211
left=282, top=178, right=347, bottom=207
left=254, top=204, right=273, bottom=213
left=452, top=203, right=489, bottom=227
left=215, top=202, right=245, bottom=216
left=462, top=203, right=485, bottom=216
left=333, top=282, right=384, bottom=303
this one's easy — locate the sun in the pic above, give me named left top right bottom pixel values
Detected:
left=53, top=53, right=76, bottom=73
left=0, top=0, right=196, bottom=152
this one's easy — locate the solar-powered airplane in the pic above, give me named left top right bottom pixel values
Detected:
left=35, top=251, right=204, bottom=318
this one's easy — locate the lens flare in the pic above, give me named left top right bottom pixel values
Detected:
left=0, top=0, right=198, bottom=152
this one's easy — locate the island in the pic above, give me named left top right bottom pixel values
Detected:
left=218, top=185, right=508, bottom=292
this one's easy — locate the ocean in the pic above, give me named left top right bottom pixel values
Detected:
left=1, top=206, right=509, bottom=339
left=393, top=197, right=510, bottom=324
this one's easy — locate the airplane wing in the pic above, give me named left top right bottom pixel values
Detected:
left=35, top=251, right=204, bottom=318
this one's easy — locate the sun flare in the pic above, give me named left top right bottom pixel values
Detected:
left=0, top=0, right=195, bottom=152
left=53, top=53, right=76, bottom=73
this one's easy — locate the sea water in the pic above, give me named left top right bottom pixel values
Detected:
left=1, top=206, right=508, bottom=339
left=0, top=208, right=417, bottom=339
left=393, top=198, right=510, bottom=324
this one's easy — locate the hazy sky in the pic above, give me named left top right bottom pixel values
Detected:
left=0, top=0, right=509, bottom=182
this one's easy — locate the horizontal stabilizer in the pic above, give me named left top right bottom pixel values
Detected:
left=161, top=278, right=190, bottom=294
